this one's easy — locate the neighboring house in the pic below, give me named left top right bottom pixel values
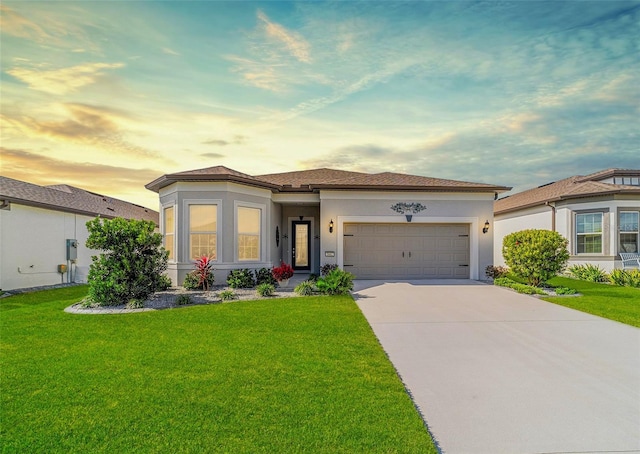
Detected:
left=0, top=176, right=159, bottom=291
left=494, top=169, right=640, bottom=271
left=145, top=166, right=510, bottom=284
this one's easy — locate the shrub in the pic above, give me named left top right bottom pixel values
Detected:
left=85, top=217, right=168, bottom=307
left=609, top=269, right=640, bottom=288
left=308, top=273, right=320, bottom=283
left=256, top=283, right=275, bottom=297
left=554, top=287, right=577, bottom=295
left=157, top=274, right=172, bottom=291
left=272, top=262, right=294, bottom=282
left=294, top=281, right=315, bottom=296
left=567, top=264, right=609, bottom=283
left=126, top=299, right=144, bottom=309
left=315, top=268, right=354, bottom=295
left=494, top=277, right=546, bottom=295
left=184, top=271, right=214, bottom=290
left=502, top=229, right=569, bottom=287
left=485, top=265, right=509, bottom=280
left=227, top=269, right=256, bottom=289
left=255, top=268, right=277, bottom=286
left=194, top=256, right=215, bottom=290
left=219, top=290, right=237, bottom=301
left=176, top=294, right=192, bottom=305
left=320, top=263, right=338, bottom=276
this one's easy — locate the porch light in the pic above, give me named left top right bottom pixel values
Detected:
left=483, top=220, right=490, bottom=234
left=329, top=219, right=334, bottom=233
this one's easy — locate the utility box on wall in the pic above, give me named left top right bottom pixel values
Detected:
left=66, top=239, right=78, bottom=261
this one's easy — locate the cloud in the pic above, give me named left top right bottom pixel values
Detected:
left=162, top=47, right=180, bottom=56
left=257, top=10, right=311, bottom=63
left=201, top=135, right=246, bottom=147
left=0, top=5, right=49, bottom=41
left=200, top=152, right=225, bottom=159
left=202, top=139, right=229, bottom=146
left=1, top=147, right=162, bottom=208
left=7, top=62, right=125, bottom=95
left=0, top=103, right=158, bottom=158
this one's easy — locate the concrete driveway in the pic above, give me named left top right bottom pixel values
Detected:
left=353, top=280, right=640, bottom=454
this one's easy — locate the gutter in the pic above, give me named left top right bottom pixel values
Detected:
left=545, top=201, right=556, bottom=231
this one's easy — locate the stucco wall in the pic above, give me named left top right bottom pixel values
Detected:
left=319, top=191, right=496, bottom=280
left=494, top=195, right=640, bottom=271
left=0, top=204, right=95, bottom=291
left=493, top=206, right=553, bottom=266
left=159, top=181, right=278, bottom=285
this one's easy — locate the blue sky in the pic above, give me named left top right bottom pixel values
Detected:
left=1, top=1, right=638, bottom=209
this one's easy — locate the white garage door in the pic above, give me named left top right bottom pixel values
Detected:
left=343, top=223, right=470, bottom=279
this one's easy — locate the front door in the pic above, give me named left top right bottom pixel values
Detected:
left=292, top=221, right=311, bottom=271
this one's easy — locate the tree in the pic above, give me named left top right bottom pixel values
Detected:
left=86, top=217, right=168, bottom=306
left=502, top=229, right=569, bottom=287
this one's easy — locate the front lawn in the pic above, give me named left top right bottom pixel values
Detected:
left=543, top=277, right=640, bottom=328
left=0, top=286, right=436, bottom=453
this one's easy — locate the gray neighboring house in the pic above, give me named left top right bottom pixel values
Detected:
left=0, top=176, right=159, bottom=291
left=145, top=166, right=510, bottom=284
left=494, top=168, right=640, bottom=271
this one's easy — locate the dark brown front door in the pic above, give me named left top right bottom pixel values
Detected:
left=292, top=221, right=311, bottom=270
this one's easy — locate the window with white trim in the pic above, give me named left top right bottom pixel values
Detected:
left=576, top=213, right=603, bottom=254
left=237, top=206, right=261, bottom=261
left=189, top=204, right=217, bottom=260
left=619, top=211, right=639, bottom=253
left=163, top=206, right=175, bottom=261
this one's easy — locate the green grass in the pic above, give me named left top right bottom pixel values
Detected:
left=0, top=286, right=436, bottom=453
left=542, top=277, right=640, bottom=328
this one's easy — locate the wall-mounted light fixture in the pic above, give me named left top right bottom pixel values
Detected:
left=482, top=220, right=490, bottom=234
left=329, top=219, right=334, bottom=233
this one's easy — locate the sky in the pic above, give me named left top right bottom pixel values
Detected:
left=1, top=1, right=638, bottom=210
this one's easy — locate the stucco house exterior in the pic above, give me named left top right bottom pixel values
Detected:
left=494, top=168, right=640, bottom=271
left=0, top=176, right=159, bottom=291
left=145, top=166, right=510, bottom=284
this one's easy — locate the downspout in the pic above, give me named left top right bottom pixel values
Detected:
left=545, top=201, right=556, bottom=232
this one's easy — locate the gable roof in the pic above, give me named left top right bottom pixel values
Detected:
left=494, top=168, right=640, bottom=215
left=0, top=176, right=159, bottom=224
left=146, top=166, right=510, bottom=194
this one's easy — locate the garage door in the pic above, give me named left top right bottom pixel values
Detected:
left=343, top=223, right=470, bottom=279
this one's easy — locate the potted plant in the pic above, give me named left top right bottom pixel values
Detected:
left=272, top=262, right=294, bottom=287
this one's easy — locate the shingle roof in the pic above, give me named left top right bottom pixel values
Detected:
left=147, top=166, right=510, bottom=193
left=0, top=176, right=159, bottom=224
left=494, top=169, right=640, bottom=215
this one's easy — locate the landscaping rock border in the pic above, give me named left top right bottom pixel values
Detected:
left=65, top=285, right=299, bottom=314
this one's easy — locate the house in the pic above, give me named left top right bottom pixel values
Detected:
left=0, top=176, right=159, bottom=291
left=494, top=169, right=640, bottom=271
left=145, top=166, right=510, bottom=284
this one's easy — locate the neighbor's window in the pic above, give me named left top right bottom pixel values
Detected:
left=163, top=206, right=175, bottom=261
left=189, top=204, right=217, bottom=260
left=576, top=213, right=603, bottom=254
left=237, top=206, right=261, bottom=261
left=619, top=211, right=639, bottom=253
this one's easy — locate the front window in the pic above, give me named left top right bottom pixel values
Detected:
left=619, top=211, right=639, bottom=253
left=189, top=205, right=217, bottom=260
left=163, top=206, right=175, bottom=261
left=237, top=206, right=261, bottom=261
left=576, top=213, right=603, bottom=254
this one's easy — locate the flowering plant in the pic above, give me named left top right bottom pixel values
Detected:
left=195, top=256, right=214, bottom=290
left=272, top=262, right=294, bottom=281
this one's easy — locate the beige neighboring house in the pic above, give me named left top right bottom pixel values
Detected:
left=0, top=176, right=159, bottom=291
left=494, top=169, right=640, bottom=271
left=145, top=166, right=510, bottom=285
